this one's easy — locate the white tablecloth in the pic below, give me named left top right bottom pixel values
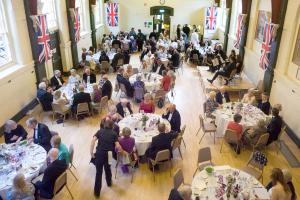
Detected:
left=86, top=52, right=115, bottom=63
left=59, top=83, right=93, bottom=102
left=192, top=165, right=270, bottom=200
left=129, top=73, right=162, bottom=92
left=0, top=142, right=47, bottom=198
left=213, top=103, right=267, bottom=137
left=118, top=113, right=170, bottom=156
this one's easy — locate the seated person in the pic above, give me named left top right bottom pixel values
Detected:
left=126, top=64, right=134, bottom=76
left=145, top=123, right=178, bottom=161
left=118, top=127, right=137, bottom=173
left=214, top=44, right=227, bottom=60
left=91, top=83, right=102, bottom=106
left=168, top=184, right=192, bottom=200
left=205, top=91, right=219, bottom=118
left=236, top=54, right=243, bottom=74
left=140, top=47, right=150, bottom=62
left=215, top=86, right=230, bottom=105
left=226, top=114, right=243, bottom=154
left=241, top=88, right=257, bottom=106
left=4, top=120, right=28, bottom=144
left=203, top=53, right=215, bottom=72
left=101, top=74, right=113, bottom=100
left=162, top=103, right=181, bottom=133
left=72, top=84, right=92, bottom=113
left=262, top=168, right=292, bottom=200
left=116, top=68, right=134, bottom=97
left=267, top=108, right=283, bottom=145
left=82, top=68, right=96, bottom=84
left=53, top=90, right=70, bottom=112
left=50, top=70, right=64, bottom=90
left=161, top=70, right=172, bottom=92
left=207, top=56, right=236, bottom=85
left=243, top=119, right=267, bottom=146
left=116, top=98, right=133, bottom=117
left=99, top=51, right=110, bottom=64
left=133, top=75, right=145, bottom=90
left=228, top=49, right=236, bottom=61
left=107, top=105, right=123, bottom=121
left=112, top=48, right=124, bottom=72
left=37, top=82, right=53, bottom=111
left=34, top=148, right=68, bottom=199
left=190, top=47, right=201, bottom=60
left=168, top=48, right=180, bottom=70
left=68, top=69, right=81, bottom=84
left=50, top=135, right=70, bottom=165
left=258, top=93, right=271, bottom=115
left=6, top=173, right=35, bottom=200
left=41, top=77, right=51, bottom=89
left=26, top=117, right=52, bottom=152
left=139, top=93, right=155, bottom=113
left=112, top=38, right=121, bottom=49
left=266, top=169, right=296, bottom=200
left=152, top=58, right=166, bottom=75
left=141, top=60, right=151, bottom=73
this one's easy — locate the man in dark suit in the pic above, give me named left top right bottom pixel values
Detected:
left=26, top=117, right=52, bottom=152
left=116, top=68, right=134, bottom=97
left=72, top=84, right=91, bottom=113
left=116, top=98, right=133, bottom=118
left=149, top=29, right=158, bottom=41
left=34, top=148, right=67, bottom=199
left=216, top=86, right=230, bottom=104
left=83, top=68, right=96, bottom=84
left=162, top=104, right=181, bottom=133
left=168, top=48, right=180, bottom=70
left=50, top=70, right=64, bottom=90
left=112, top=48, right=124, bottom=72
left=145, top=123, right=178, bottom=160
left=267, top=108, right=283, bottom=145
left=152, top=58, right=166, bottom=76
left=207, top=56, right=236, bottom=84
left=37, top=82, right=53, bottom=111
left=112, top=38, right=121, bottom=49
left=101, top=75, right=113, bottom=100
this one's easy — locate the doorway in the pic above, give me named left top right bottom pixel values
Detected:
left=150, top=6, right=174, bottom=37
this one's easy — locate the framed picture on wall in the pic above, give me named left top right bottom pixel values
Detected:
left=292, top=26, right=300, bottom=67
left=255, top=10, right=271, bottom=42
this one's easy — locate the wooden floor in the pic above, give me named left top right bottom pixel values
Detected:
left=1, top=54, right=300, bottom=200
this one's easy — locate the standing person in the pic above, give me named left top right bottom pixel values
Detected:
left=182, top=24, right=190, bottom=38
left=101, top=74, right=113, bottom=100
left=267, top=108, right=283, bottom=145
left=136, top=29, right=145, bottom=52
left=176, top=24, right=181, bottom=39
left=90, top=119, right=121, bottom=198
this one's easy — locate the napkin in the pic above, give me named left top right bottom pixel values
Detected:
left=254, top=188, right=270, bottom=200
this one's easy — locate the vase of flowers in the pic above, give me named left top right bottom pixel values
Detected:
left=140, top=115, right=149, bottom=127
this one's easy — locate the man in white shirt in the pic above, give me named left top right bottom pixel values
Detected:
left=191, top=30, right=199, bottom=47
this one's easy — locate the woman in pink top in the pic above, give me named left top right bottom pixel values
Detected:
left=160, top=70, right=171, bottom=92
left=139, top=93, right=155, bottom=113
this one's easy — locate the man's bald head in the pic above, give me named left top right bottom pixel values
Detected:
left=48, top=148, right=59, bottom=163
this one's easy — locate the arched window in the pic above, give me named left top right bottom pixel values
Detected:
left=39, top=0, right=58, bottom=29
left=0, top=0, right=12, bottom=67
left=76, top=0, right=86, bottom=33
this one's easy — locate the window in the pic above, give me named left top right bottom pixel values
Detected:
left=0, top=1, right=12, bottom=67
left=76, top=0, right=86, bottom=33
left=40, top=0, right=57, bottom=29
left=220, top=0, right=227, bottom=27
left=233, top=0, right=243, bottom=33
left=94, top=0, right=103, bottom=25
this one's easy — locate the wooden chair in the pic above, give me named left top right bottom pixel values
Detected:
left=193, top=147, right=213, bottom=177
left=220, top=129, right=240, bottom=155
left=179, top=125, right=187, bottom=148
left=92, top=96, right=108, bottom=114
left=275, top=126, right=286, bottom=154
left=242, top=152, right=266, bottom=183
left=68, top=144, right=78, bottom=181
left=51, top=103, right=71, bottom=126
left=36, top=98, right=52, bottom=122
left=154, top=89, right=167, bottom=103
left=75, top=103, right=91, bottom=124
left=115, top=151, right=138, bottom=183
left=148, top=150, right=172, bottom=181
left=171, top=135, right=183, bottom=159
left=173, top=168, right=184, bottom=189
left=197, top=115, right=216, bottom=144
left=251, top=133, right=269, bottom=153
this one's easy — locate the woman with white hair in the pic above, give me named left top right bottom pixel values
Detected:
left=68, top=68, right=81, bottom=84
left=53, top=90, right=70, bottom=112
left=205, top=91, right=219, bottom=117
left=243, top=119, right=267, bottom=146
left=37, top=82, right=53, bottom=111
left=241, top=88, right=257, bottom=106
left=6, top=173, right=35, bottom=200
left=4, top=120, right=28, bottom=144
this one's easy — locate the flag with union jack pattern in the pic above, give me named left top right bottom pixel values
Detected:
left=205, top=7, right=218, bottom=30
left=35, top=15, right=51, bottom=63
left=259, top=22, right=274, bottom=70
left=106, top=3, right=119, bottom=27
left=74, top=7, right=80, bottom=42
left=234, top=14, right=245, bottom=49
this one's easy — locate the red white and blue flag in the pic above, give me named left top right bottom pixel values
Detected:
left=205, top=7, right=218, bottom=30
left=106, top=3, right=119, bottom=27
left=234, top=14, right=245, bottom=49
left=35, top=15, right=51, bottom=63
left=259, top=22, right=274, bottom=70
left=74, top=8, right=80, bottom=42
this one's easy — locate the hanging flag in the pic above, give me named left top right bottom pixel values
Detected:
left=205, top=7, right=218, bottom=30
left=106, top=3, right=119, bottom=27
left=234, top=14, right=245, bottom=49
left=35, top=15, right=51, bottom=63
left=259, top=22, right=274, bottom=70
left=74, top=7, right=80, bottom=42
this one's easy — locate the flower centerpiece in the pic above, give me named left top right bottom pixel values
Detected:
left=225, top=175, right=236, bottom=198
left=140, top=115, right=149, bottom=127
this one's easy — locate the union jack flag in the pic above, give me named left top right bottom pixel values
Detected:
left=205, top=7, right=218, bottom=30
left=106, top=3, right=118, bottom=27
left=35, top=15, right=51, bottom=63
left=259, top=22, right=274, bottom=70
left=74, top=8, right=80, bottom=42
left=234, top=14, right=245, bottom=49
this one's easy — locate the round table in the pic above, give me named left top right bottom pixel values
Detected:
left=129, top=73, right=162, bottom=92
left=118, top=113, right=170, bottom=156
left=0, top=142, right=47, bottom=198
left=192, top=165, right=270, bottom=200
left=213, top=103, right=267, bottom=137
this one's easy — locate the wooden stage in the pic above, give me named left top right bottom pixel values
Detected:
left=197, top=66, right=255, bottom=98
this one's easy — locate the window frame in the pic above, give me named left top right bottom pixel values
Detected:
left=76, top=0, right=87, bottom=35
left=39, top=0, right=58, bottom=31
